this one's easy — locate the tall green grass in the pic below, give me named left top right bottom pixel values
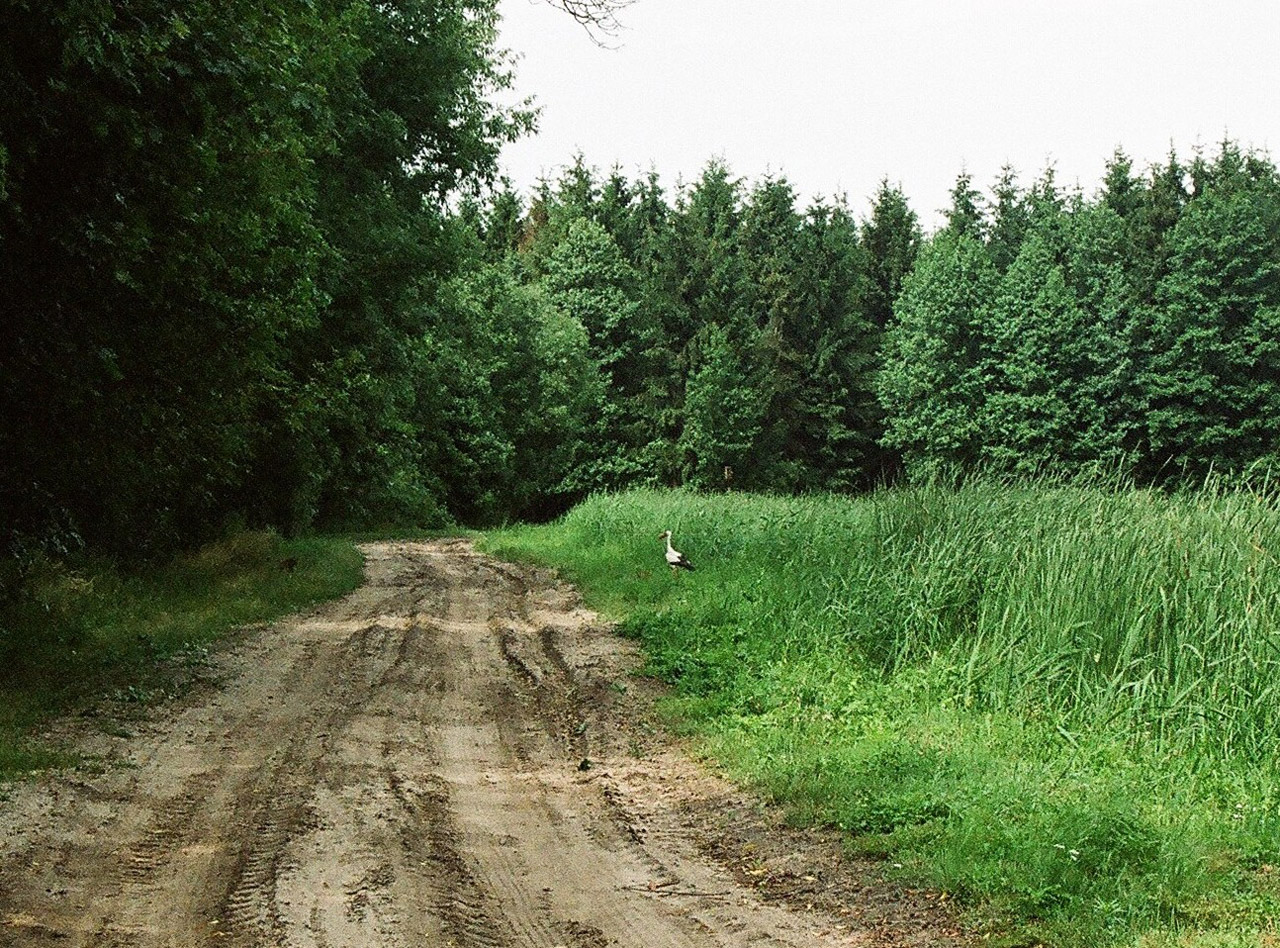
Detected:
left=0, top=531, right=364, bottom=780
left=486, top=484, right=1280, bottom=946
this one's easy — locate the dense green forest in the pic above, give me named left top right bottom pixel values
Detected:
left=2, top=0, right=533, bottom=562
left=477, top=141, right=1280, bottom=505
left=5, top=0, right=1280, bottom=572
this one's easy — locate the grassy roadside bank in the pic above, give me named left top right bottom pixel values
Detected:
left=484, top=485, right=1280, bottom=947
left=0, top=531, right=365, bottom=780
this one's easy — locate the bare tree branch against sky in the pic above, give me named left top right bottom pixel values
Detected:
left=498, top=0, right=1280, bottom=228
left=543, top=0, right=633, bottom=43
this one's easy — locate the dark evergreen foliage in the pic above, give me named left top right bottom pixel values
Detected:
left=882, top=141, right=1280, bottom=485
left=861, top=179, right=921, bottom=330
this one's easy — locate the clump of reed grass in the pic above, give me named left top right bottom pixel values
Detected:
left=486, top=480, right=1280, bottom=945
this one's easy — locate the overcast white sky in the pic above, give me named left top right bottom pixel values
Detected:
left=494, top=0, right=1280, bottom=229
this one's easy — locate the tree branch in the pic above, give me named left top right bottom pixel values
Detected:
left=541, top=0, right=633, bottom=45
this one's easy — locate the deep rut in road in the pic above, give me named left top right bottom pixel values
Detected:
left=0, top=540, right=969, bottom=947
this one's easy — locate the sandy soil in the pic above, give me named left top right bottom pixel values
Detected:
left=0, top=540, right=970, bottom=947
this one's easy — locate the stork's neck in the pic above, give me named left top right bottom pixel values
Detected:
left=665, top=534, right=675, bottom=552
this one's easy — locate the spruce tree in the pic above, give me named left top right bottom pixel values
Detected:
left=627, top=169, right=685, bottom=483
left=740, top=176, right=805, bottom=487
left=944, top=170, right=986, bottom=240
left=1063, top=202, right=1147, bottom=464
left=982, top=228, right=1121, bottom=471
left=597, top=166, right=639, bottom=259
left=1141, top=152, right=1280, bottom=477
left=672, top=159, right=748, bottom=345
left=794, top=199, right=882, bottom=488
left=861, top=179, right=921, bottom=330
left=542, top=218, right=664, bottom=487
left=878, top=232, right=999, bottom=475
left=986, top=165, right=1030, bottom=273
left=1101, top=149, right=1144, bottom=223
left=1131, top=150, right=1190, bottom=298
left=679, top=323, right=768, bottom=490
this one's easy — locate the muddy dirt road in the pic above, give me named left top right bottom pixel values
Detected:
left=0, top=540, right=967, bottom=947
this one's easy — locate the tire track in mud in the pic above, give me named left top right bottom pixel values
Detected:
left=0, top=539, right=972, bottom=948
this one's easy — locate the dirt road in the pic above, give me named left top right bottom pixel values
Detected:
left=0, top=540, right=967, bottom=947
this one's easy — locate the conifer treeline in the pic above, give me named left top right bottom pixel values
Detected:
left=446, top=158, right=916, bottom=521
left=882, top=146, right=1280, bottom=483
left=462, top=141, right=1280, bottom=518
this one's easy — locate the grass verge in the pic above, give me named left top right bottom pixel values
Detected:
left=0, top=531, right=365, bottom=781
left=484, top=484, right=1280, bottom=947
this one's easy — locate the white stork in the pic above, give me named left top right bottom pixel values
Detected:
left=658, top=530, right=695, bottom=573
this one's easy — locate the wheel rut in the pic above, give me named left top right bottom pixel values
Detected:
left=0, top=539, right=971, bottom=947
